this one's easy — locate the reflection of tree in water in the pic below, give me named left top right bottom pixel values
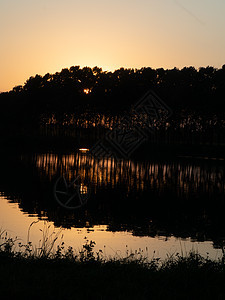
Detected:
left=33, top=152, right=225, bottom=197
left=0, top=153, right=225, bottom=248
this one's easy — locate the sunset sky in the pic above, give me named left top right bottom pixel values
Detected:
left=0, top=0, right=225, bottom=92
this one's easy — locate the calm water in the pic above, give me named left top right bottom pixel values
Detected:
left=0, top=151, right=224, bottom=260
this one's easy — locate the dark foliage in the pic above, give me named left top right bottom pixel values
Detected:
left=0, top=65, right=225, bottom=132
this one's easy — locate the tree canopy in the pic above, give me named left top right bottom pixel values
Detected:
left=0, top=65, right=225, bottom=131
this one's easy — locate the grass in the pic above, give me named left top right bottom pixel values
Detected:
left=0, top=225, right=225, bottom=300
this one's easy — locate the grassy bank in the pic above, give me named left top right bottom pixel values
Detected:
left=1, top=254, right=225, bottom=300
left=0, top=229, right=225, bottom=300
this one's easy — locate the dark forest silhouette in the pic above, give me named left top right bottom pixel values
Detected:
left=0, top=65, right=225, bottom=150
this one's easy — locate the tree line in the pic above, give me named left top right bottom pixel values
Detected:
left=0, top=65, right=225, bottom=132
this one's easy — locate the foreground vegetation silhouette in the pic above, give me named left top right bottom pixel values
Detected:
left=1, top=225, right=225, bottom=299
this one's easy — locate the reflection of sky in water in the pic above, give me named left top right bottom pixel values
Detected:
left=0, top=195, right=222, bottom=261
left=0, top=152, right=224, bottom=260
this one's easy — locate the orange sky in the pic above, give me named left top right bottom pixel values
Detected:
left=1, top=0, right=225, bottom=92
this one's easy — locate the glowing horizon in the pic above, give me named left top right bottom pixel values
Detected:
left=1, top=0, right=225, bottom=92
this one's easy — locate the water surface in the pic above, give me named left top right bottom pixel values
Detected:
left=0, top=151, right=224, bottom=260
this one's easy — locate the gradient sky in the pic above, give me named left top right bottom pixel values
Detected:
left=0, top=0, right=225, bottom=92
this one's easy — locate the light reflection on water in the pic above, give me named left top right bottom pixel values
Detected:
left=0, top=195, right=221, bottom=260
left=0, top=152, right=224, bottom=260
left=33, top=152, right=225, bottom=195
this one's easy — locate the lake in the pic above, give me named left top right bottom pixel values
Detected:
left=0, top=150, right=224, bottom=260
